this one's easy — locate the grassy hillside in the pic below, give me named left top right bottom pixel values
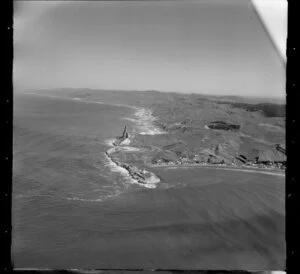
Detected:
left=35, top=89, right=286, bottom=169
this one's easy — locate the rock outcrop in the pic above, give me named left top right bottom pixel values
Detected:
left=121, top=125, right=129, bottom=139
left=120, top=162, right=160, bottom=185
left=113, top=125, right=130, bottom=146
left=107, top=126, right=160, bottom=187
left=276, top=144, right=286, bottom=155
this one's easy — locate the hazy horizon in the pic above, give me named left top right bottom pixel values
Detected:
left=14, top=0, right=286, bottom=98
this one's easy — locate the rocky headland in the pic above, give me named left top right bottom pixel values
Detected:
left=106, top=125, right=161, bottom=187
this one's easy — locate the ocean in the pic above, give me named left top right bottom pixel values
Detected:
left=12, top=93, right=285, bottom=270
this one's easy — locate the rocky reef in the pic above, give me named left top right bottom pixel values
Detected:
left=107, top=126, right=160, bottom=187
left=118, top=161, right=160, bottom=185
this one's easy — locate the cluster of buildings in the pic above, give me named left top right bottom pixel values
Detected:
left=151, top=154, right=285, bottom=170
left=245, top=159, right=285, bottom=170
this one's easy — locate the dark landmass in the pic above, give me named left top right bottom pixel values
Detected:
left=207, top=121, right=240, bottom=131
left=216, top=101, right=286, bottom=117
left=29, top=88, right=286, bottom=173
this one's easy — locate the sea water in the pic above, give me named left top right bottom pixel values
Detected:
left=12, top=93, right=285, bottom=270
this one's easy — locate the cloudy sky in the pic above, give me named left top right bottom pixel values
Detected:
left=14, top=0, right=287, bottom=97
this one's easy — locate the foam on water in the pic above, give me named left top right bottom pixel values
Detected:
left=102, top=105, right=166, bottom=188
left=120, top=146, right=141, bottom=152
left=104, top=141, right=159, bottom=189
left=64, top=197, right=104, bottom=202
left=104, top=144, right=159, bottom=189
left=103, top=147, right=158, bottom=189
left=105, top=138, right=116, bottom=147
left=103, top=153, right=129, bottom=175
left=63, top=189, right=123, bottom=202
left=124, top=107, right=166, bottom=136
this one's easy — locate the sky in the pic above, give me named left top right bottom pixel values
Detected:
left=14, top=0, right=287, bottom=97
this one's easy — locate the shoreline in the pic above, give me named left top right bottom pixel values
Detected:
left=102, top=99, right=171, bottom=188
left=23, top=92, right=285, bottom=179
left=105, top=107, right=163, bottom=189
left=149, top=163, right=285, bottom=177
left=105, top=144, right=160, bottom=189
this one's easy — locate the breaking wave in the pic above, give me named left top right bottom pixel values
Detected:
left=124, top=107, right=166, bottom=135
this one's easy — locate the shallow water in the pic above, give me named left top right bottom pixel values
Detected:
left=12, top=93, right=285, bottom=270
